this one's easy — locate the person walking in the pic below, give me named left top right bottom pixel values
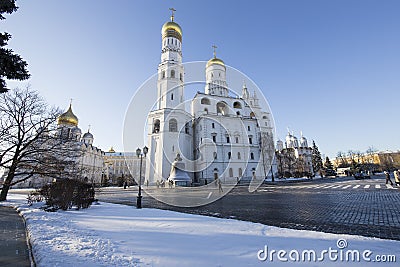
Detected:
left=217, top=179, right=223, bottom=193
left=394, top=170, right=400, bottom=186
left=384, top=171, right=394, bottom=186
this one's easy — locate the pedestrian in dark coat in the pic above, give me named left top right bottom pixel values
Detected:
left=384, top=171, right=394, bottom=186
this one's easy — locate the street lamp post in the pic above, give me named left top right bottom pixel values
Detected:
left=136, top=146, right=148, bottom=209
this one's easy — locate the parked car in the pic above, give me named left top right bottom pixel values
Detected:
left=354, top=171, right=371, bottom=179
left=325, top=169, right=337, bottom=177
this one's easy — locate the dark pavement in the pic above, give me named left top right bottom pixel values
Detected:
left=97, top=175, right=400, bottom=241
left=0, top=206, right=31, bottom=267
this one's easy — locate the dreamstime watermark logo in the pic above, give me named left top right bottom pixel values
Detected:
left=257, top=239, right=397, bottom=263
left=123, top=61, right=275, bottom=207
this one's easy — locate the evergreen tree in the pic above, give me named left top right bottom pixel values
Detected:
left=0, top=0, right=30, bottom=93
left=324, top=156, right=334, bottom=170
left=311, top=140, right=323, bottom=175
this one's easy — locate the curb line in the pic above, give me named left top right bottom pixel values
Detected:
left=18, top=209, right=36, bottom=267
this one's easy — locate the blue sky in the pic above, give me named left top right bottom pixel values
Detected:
left=3, top=0, right=400, bottom=158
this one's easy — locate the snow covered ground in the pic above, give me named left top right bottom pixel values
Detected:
left=2, top=194, right=399, bottom=267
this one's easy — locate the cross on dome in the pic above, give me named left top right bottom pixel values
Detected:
left=169, top=7, right=176, bottom=21
left=212, top=44, right=217, bottom=58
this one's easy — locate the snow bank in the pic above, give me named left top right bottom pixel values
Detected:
left=2, top=194, right=399, bottom=267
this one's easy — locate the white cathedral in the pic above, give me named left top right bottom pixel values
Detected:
left=144, top=11, right=274, bottom=186
left=11, top=104, right=105, bottom=188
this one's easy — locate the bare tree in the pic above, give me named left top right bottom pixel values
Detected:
left=336, top=151, right=348, bottom=167
left=283, top=148, right=296, bottom=177
left=0, top=87, right=83, bottom=201
left=275, top=151, right=284, bottom=178
left=259, top=131, right=275, bottom=181
left=364, top=146, right=378, bottom=173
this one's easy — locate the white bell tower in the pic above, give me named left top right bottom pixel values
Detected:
left=157, top=8, right=184, bottom=109
left=145, top=9, right=192, bottom=184
left=205, top=45, right=228, bottom=97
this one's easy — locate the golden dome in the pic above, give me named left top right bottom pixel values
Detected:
left=206, top=57, right=225, bottom=69
left=162, top=21, right=182, bottom=36
left=161, top=13, right=182, bottom=42
left=57, top=104, right=78, bottom=126
left=108, top=147, right=115, bottom=153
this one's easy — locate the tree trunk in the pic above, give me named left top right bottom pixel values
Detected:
left=0, top=167, right=16, bottom=201
left=0, top=183, right=10, bottom=201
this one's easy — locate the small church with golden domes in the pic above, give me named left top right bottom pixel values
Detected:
left=15, top=103, right=105, bottom=188
left=145, top=10, right=274, bottom=186
left=56, top=103, right=105, bottom=183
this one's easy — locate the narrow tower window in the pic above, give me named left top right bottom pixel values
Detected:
left=153, top=119, right=160, bottom=133
left=171, top=70, right=175, bottom=78
left=169, top=119, right=177, bottom=132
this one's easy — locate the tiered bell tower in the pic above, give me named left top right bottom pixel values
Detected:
left=205, top=45, right=228, bottom=97
left=145, top=9, right=192, bottom=184
left=157, top=8, right=185, bottom=109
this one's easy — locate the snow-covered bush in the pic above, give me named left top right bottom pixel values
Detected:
left=40, top=179, right=95, bottom=211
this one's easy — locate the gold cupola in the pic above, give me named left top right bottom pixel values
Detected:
left=206, top=45, right=225, bottom=69
left=161, top=8, right=182, bottom=42
left=58, top=104, right=78, bottom=127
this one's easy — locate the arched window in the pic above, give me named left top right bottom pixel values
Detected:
left=213, top=152, right=217, bottom=160
left=238, top=168, right=243, bottom=177
left=171, top=70, right=175, bottom=78
left=204, top=108, right=208, bottom=114
left=229, top=168, right=233, bottom=177
left=250, top=152, right=254, bottom=160
left=185, top=123, right=189, bottom=134
left=236, top=111, right=241, bottom=116
left=250, top=112, right=255, bottom=118
left=153, top=119, right=160, bottom=133
left=237, top=152, right=241, bottom=160
left=235, top=137, right=239, bottom=143
left=262, top=115, right=267, bottom=119
left=216, top=102, right=228, bottom=115
left=169, top=119, right=177, bottom=132
left=228, top=152, right=231, bottom=159
left=233, top=101, right=242, bottom=109
left=201, top=98, right=210, bottom=105
left=162, top=71, right=165, bottom=79
left=180, top=73, right=183, bottom=81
